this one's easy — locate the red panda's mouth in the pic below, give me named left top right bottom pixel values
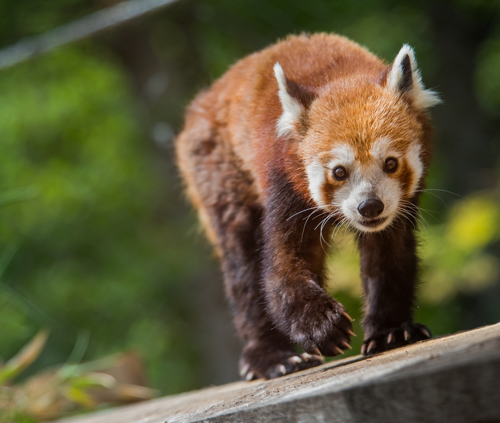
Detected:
left=358, top=217, right=388, bottom=228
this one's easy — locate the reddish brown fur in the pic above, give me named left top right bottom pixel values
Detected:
left=176, top=33, right=434, bottom=380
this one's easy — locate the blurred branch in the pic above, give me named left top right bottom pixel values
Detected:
left=0, top=0, right=181, bottom=70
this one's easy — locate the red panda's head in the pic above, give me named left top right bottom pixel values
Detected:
left=274, top=45, right=440, bottom=233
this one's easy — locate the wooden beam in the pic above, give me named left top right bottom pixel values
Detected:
left=55, top=323, right=500, bottom=423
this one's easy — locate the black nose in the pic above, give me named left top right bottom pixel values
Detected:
left=357, top=199, right=384, bottom=218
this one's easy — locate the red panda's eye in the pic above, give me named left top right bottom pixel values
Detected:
left=384, top=158, right=398, bottom=173
left=333, top=166, right=348, bottom=181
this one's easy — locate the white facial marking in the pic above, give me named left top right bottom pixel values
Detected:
left=305, top=139, right=422, bottom=233
left=370, top=137, right=402, bottom=162
left=334, top=162, right=402, bottom=233
left=305, top=160, right=326, bottom=207
left=326, top=145, right=356, bottom=171
left=387, top=44, right=441, bottom=110
left=406, top=143, right=423, bottom=196
left=273, top=63, right=303, bottom=138
left=329, top=139, right=404, bottom=232
left=305, top=145, right=355, bottom=208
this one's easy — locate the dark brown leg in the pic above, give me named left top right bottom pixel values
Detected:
left=358, top=219, right=432, bottom=355
left=261, top=170, right=354, bottom=356
left=212, top=171, right=324, bottom=379
left=177, top=127, right=322, bottom=379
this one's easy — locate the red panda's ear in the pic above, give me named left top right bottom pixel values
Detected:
left=386, top=45, right=441, bottom=110
left=273, top=63, right=316, bottom=138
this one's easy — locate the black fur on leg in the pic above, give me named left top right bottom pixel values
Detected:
left=261, top=170, right=354, bottom=357
left=358, top=210, right=431, bottom=355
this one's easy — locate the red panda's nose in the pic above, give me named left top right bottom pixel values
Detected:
left=357, top=199, right=385, bottom=218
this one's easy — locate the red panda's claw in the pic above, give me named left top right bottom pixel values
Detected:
left=361, top=322, right=432, bottom=356
left=341, top=311, right=353, bottom=322
left=341, top=339, right=352, bottom=349
left=277, top=364, right=287, bottom=375
left=240, top=347, right=324, bottom=380
left=420, top=327, right=432, bottom=339
left=288, top=355, right=303, bottom=364
left=361, top=343, right=367, bottom=355
left=239, top=363, right=250, bottom=378
left=245, top=371, right=255, bottom=381
left=367, top=340, right=377, bottom=354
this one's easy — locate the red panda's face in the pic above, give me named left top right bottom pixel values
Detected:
left=300, top=84, right=426, bottom=233
left=274, top=45, right=439, bottom=233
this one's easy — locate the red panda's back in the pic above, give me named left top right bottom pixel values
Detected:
left=178, top=34, right=389, bottom=200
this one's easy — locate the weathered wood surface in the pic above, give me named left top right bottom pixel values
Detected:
left=56, top=323, right=500, bottom=423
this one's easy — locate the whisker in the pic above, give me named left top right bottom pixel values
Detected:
left=315, top=210, right=341, bottom=231
left=399, top=200, right=440, bottom=225
left=301, top=209, right=326, bottom=243
left=397, top=207, right=418, bottom=231
left=399, top=205, right=432, bottom=233
left=319, top=215, right=334, bottom=250
left=399, top=199, right=439, bottom=216
left=399, top=199, right=438, bottom=215
left=286, top=206, right=319, bottom=222
left=332, top=217, right=349, bottom=241
left=414, top=188, right=460, bottom=208
left=416, top=188, right=460, bottom=196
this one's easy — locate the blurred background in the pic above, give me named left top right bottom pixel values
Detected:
left=0, top=0, right=500, bottom=420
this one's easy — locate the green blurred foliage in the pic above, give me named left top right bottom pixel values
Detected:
left=0, top=0, right=499, bottom=414
left=0, top=45, right=206, bottom=395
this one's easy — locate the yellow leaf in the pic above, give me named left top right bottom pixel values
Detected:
left=446, top=196, right=500, bottom=252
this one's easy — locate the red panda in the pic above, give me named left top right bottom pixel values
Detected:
left=176, top=33, right=439, bottom=380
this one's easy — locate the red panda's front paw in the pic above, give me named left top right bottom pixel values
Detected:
left=239, top=345, right=323, bottom=380
left=286, top=292, right=354, bottom=357
left=361, top=322, right=432, bottom=356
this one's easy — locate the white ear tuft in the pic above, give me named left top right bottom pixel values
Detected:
left=274, top=63, right=303, bottom=138
left=387, top=45, right=441, bottom=110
